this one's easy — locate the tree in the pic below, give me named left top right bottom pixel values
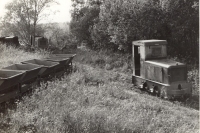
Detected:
left=45, top=22, right=70, bottom=49
left=91, top=0, right=146, bottom=51
left=69, top=0, right=199, bottom=60
left=70, top=0, right=102, bottom=48
left=0, top=0, right=56, bottom=46
left=89, top=0, right=199, bottom=59
left=164, top=0, right=199, bottom=58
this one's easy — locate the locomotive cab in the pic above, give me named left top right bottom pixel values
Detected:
left=132, top=40, right=192, bottom=99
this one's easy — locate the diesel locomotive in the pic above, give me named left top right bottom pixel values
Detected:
left=132, top=40, right=192, bottom=99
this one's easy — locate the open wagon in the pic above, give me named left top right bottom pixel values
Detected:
left=0, top=70, right=25, bottom=103
left=50, top=54, right=76, bottom=72
left=21, top=59, right=59, bottom=78
left=52, top=54, right=76, bottom=58
left=3, top=63, right=43, bottom=93
left=3, top=63, right=42, bottom=84
left=44, top=56, right=70, bottom=72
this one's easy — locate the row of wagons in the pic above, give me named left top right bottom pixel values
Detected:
left=0, top=54, right=76, bottom=104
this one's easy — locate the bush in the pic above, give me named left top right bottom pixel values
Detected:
left=188, top=68, right=199, bottom=94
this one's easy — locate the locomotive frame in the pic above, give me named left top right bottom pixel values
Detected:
left=132, top=40, right=192, bottom=99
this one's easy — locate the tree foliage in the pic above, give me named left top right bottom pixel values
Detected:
left=70, top=0, right=102, bottom=48
left=70, top=0, right=198, bottom=59
left=0, top=0, right=56, bottom=46
left=44, top=22, right=70, bottom=49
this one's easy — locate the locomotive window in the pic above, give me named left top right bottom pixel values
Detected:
left=151, top=47, right=162, bottom=57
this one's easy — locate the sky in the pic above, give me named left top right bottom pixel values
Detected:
left=0, top=0, right=72, bottom=23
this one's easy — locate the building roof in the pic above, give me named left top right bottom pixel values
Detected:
left=145, top=59, right=185, bottom=68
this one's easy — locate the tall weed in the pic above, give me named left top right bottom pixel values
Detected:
left=0, top=44, right=49, bottom=68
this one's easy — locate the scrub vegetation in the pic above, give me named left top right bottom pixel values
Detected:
left=70, top=0, right=198, bottom=59
left=0, top=45, right=49, bottom=69
left=0, top=46, right=198, bottom=133
left=0, top=0, right=198, bottom=132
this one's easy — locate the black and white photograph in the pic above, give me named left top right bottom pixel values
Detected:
left=0, top=0, right=199, bottom=132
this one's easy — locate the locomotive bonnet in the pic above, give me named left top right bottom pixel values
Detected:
left=132, top=39, right=192, bottom=99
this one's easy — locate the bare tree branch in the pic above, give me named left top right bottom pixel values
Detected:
left=1, top=0, right=57, bottom=46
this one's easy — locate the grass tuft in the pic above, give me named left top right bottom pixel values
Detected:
left=0, top=44, right=49, bottom=68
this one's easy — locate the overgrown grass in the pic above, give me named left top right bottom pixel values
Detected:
left=75, top=49, right=199, bottom=108
left=76, top=49, right=199, bottom=94
left=75, top=49, right=132, bottom=74
left=0, top=44, right=49, bottom=68
left=0, top=63, right=199, bottom=133
left=0, top=46, right=199, bottom=133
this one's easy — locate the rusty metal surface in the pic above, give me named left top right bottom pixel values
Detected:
left=132, top=45, right=141, bottom=76
left=145, top=59, right=185, bottom=68
left=0, top=36, right=20, bottom=47
left=169, top=67, right=187, bottom=83
left=145, top=45, right=167, bottom=60
left=34, top=36, right=48, bottom=49
left=44, top=56, right=71, bottom=72
left=0, top=53, right=77, bottom=103
left=3, top=63, right=42, bottom=84
left=162, top=68, right=169, bottom=84
left=53, top=54, right=76, bottom=58
left=167, top=81, right=192, bottom=96
left=132, top=40, right=167, bottom=60
left=44, top=56, right=70, bottom=65
left=144, top=63, right=162, bottom=83
left=49, top=54, right=76, bottom=66
left=132, top=40, right=187, bottom=84
left=21, top=59, right=59, bottom=77
left=132, top=75, right=192, bottom=99
left=0, top=70, right=25, bottom=91
left=132, top=40, right=191, bottom=99
left=0, top=90, right=19, bottom=103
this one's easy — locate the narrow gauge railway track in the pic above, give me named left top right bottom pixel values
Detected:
left=0, top=54, right=76, bottom=104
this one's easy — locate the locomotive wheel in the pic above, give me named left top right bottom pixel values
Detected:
left=153, top=86, right=160, bottom=97
left=140, top=82, right=147, bottom=91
